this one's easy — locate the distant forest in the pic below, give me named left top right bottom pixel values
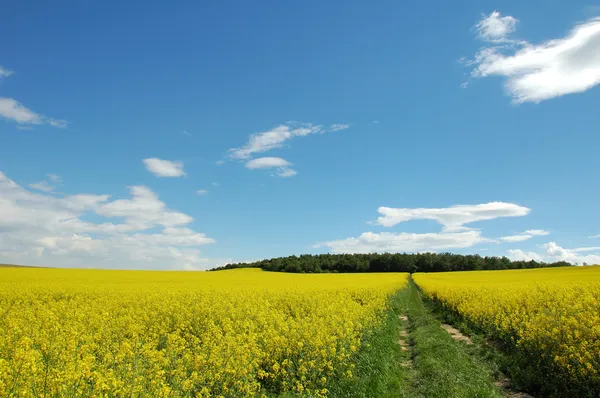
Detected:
left=210, top=253, right=571, bottom=273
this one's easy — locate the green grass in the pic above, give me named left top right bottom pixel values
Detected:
left=424, top=286, right=599, bottom=398
left=405, top=279, right=503, bottom=398
left=327, top=288, right=414, bottom=397
left=327, top=280, right=504, bottom=398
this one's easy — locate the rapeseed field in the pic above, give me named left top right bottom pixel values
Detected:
left=0, top=268, right=407, bottom=397
left=413, top=266, right=600, bottom=392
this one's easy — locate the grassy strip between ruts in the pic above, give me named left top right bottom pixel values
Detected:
left=326, top=287, right=414, bottom=397
left=326, top=280, right=505, bottom=398
left=405, top=279, right=503, bottom=398
left=421, top=286, right=598, bottom=398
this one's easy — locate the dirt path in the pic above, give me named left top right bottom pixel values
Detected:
left=397, top=314, right=413, bottom=367
left=441, top=323, right=473, bottom=344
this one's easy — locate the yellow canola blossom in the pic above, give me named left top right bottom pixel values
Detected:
left=0, top=268, right=407, bottom=397
left=413, top=266, right=600, bottom=386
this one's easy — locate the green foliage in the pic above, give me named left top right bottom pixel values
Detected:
left=211, top=252, right=571, bottom=273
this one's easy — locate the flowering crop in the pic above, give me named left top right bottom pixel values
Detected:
left=0, top=268, right=407, bottom=397
left=413, top=266, right=600, bottom=389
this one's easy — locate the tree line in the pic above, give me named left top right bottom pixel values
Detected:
left=210, top=252, right=571, bottom=273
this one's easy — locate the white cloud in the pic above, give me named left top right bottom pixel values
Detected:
left=589, top=234, right=600, bottom=239
left=499, top=229, right=550, bottom=242
left=507, top=249, right=543, bottom=262
left=570, top=246, right=600, bottom=253
left=467, top=13, right=600, bottom=103
left=244, top=157, right=291, bottom=169
left=475, top=11, right=519, bottom=43
left=228, top=121, right=348, bottom=159
left=0, top=97, right=44, bottom=125
left=244, top=157, right=297, bottom=178
left=0, top=67, right=67, bottom=127
left=0, top=98, right=67, bottom=127
left=97, top=186, right=192, bottom=228
left=196, top=190, right=208, bottom=196
left=229, top=122, right=321, bottom=159
left=143, top=158, right=186, bottom=177
left=543, top=242, right=600, bottom=265
left=500, top=234, right=532, bottom=242
left=28, top=173, right=63, bottom=193
left=329, top=123, right=351, bottom=132
left=47, top=174, right=62, bottom=183
left=0, top=65, right=14, bottom=78
left=317, top=230, right=487, bottom=254
left=506, top=242, right=600, bottom=265
left=0, top=171, right=219, bottom=270
left=276, top=168, right=297, bottom=178
left=48, top=119, right=68, bottom=128
left=375, top=202, right=530, bottom=230
left=29, top=180, right=57, bottom=193
left=524, top=229, right=550, bottom=236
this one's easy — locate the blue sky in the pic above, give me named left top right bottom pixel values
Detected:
left=1, top=1, right=600, bottom=269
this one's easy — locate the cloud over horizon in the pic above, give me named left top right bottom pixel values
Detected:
left=375, top=202, right=530, bottom=230
left=0, top=171, right=222, bottom=270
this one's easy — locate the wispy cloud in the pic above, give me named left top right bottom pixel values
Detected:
left=28, top=173, right=63, bottom=193
left=276, top=168, right=297, bottom=178
left=47, top=174, right=62, bottom=183
left=474, top=11, right=519, bottom=43
left=29, top=180, right=57, bottom=193
left=228, top=121, right=349, bottom=159
left=0, top=65, right=14, bottom=78
left=317, top=202, right=530, bottom=254
left=244, top=157, right=297, bottom=178
left=245, top=157, right=291, bottom=169
left=0, top=65, right=67, bottom=128
left=499, top=234, right=532, bottom=242
left=499, top=229, right=550, bottom=242
left=196, top=189, right=208, bottom=196
left=316, top=230, right=488, bottom=254
left=48, top=119, right=68, bottom=128
left=524, top=229, right=550, bottom=236
left=466, top=12, right=600, bottom=103
left=0, top=98, right=45, bottom=125
left=375, top=202, right=530, bottom=231
left=329, top=123, right=351, bottom=132
left=143, top=158, right=186, bottom=177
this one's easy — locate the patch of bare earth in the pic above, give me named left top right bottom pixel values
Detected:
left=495, top=378, right=534, bottom=398
left=441, top=327, right=532, bottom=397
left=398, top=314, right=413, bottom=367
left=441, top=324, right=472, bottom=344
